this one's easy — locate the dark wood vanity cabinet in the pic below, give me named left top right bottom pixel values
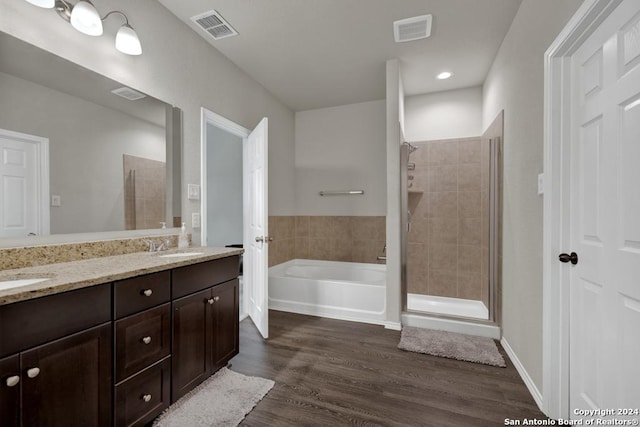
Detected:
left=20, top=324, right=112, bottom=427
left=0, top=254, right=240, bottom=426
left=171, top=257, right=240, bottom=402
left=113, top=272, right=172, bottom=427
left=0, top=284, right=112, bottom=427
left=0, top=354, right=20, bottom=426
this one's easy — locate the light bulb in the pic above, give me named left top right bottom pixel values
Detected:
left=24, top=0, right=55, bottom=8
left=115, top=24, right=142, bottom=55
left=70, top=0, right=103, bottom=36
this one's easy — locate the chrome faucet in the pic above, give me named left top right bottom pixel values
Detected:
left=143, top=239, right=158, bottom=252
left=377, top=244, right=387, bottom=262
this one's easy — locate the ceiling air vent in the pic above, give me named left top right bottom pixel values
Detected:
left=111, top=86, right=146, bottom=101
left=394, top=14, right=432, bottom=43
left=191, top=10, right=238, bottom=40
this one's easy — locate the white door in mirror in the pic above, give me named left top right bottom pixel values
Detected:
left=0, top=129, right=49, bottom=238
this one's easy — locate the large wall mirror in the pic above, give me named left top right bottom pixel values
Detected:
left=0, top=32, right=182, bottom=245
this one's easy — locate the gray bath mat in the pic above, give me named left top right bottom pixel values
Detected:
left=398, top=326, right=506, bottom=367
left=153, top=368, right=274, bottom=427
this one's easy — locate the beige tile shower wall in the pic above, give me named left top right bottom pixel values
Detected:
left=124, top=155, right=167, bottom=231
left=407, top=137, right=487, bottom=302
left=268, top=216, right=386, bottom=267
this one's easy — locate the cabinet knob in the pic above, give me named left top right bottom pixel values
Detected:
left=214, top=296, right=220, bottom=302
left=141, top=336, right=152, bottom=345
left=5, top=375, right=20, bottom=387
left=142, top=394, right=152, bottom=402
left=26, top=367, right=40, bottom=378
left=142, top=289, right=153, bottom=297
left=207, top=298, right=215, bottom=305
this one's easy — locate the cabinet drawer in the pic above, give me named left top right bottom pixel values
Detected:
left=172, top=256, right=240, bottom=298
left=115, top=357, right=171, bottom=427
left=0, top=284, right=111, bottom=358
left=115, top=304, right=171, bottom=383
left=114, top=271, right=170, bottom=319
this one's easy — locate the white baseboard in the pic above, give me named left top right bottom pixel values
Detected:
left=384, top=321, right=402, bottom=330
left=500, top=337, right=544, bottom=411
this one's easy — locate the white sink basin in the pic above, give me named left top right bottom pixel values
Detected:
left=0, top=278, right=50, bottom=292
left=159, top=252, right=204, bottom=258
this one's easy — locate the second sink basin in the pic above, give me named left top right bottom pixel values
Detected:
left=0, top=278, right=50, bottom=292
left=159, top=252, right=204, bottom=258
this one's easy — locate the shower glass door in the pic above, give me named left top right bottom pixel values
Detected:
left=401, top=137, right=500, bottom=324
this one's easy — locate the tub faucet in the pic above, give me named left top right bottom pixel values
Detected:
left=377, top=244, right=387, bottom=262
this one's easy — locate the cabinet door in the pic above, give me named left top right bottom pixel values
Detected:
left=172, top=288, right=212, bottom=402
left=21, top=323, right=112, bottom=427
left=212, top=279, right=239, bottom=369
left=0, top=354, right=20, bottom=427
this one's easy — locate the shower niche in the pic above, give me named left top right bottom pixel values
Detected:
left=400, top=112, right=503, bottom=327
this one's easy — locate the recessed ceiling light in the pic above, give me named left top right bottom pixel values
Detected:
left=437, top=71, right=453, bottom=80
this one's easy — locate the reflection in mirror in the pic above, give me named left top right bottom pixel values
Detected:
left=0, top=32, right=181, bottom=241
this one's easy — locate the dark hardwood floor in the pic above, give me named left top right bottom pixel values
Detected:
left=230, top=311, right=545, bottom=426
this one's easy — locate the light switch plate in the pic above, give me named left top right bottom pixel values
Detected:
left=538, top=173, right=544, bottom=195
left=187, top=184, right=200, bottom=200
left=192, top=212, right=201, bottom=228
left=51, top=195, right=61, bottom=207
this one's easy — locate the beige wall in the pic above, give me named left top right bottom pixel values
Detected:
left=294, top=100, right=386, bottom=216
left=405, top=87, right=483, bottom=142
left=0, top=0, right=296, bottom=245
left=482, top=0, right=584, bottom=390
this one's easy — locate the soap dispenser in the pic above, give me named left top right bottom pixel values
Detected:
left=178, top=222, right=189, bottom=249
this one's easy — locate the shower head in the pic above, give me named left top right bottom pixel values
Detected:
left=403, top=142, right=419, bottom=155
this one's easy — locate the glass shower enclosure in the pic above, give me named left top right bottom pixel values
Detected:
left=400, top=137, right=501, bottom=324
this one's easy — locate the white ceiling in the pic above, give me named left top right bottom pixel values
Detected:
left=159, top=0, right=523, bottom=112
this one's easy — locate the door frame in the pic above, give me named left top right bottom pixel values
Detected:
left=200, top=108, right=250, bottom=318
left=0, top=128, right=50, bottom=237
left=542, top=0, right=623, bottom=419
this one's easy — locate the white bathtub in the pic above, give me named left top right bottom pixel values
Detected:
left=268, top=259, right=386, bottom=325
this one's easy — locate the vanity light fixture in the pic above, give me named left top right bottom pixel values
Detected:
left=23, top=0, right=142, bottom=55
left=437, top=71, right=453, bottom=80
left=24, top=0, right=55, bottom=7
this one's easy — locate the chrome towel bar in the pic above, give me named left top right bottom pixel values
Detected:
left=319, top=190, right=365, bottom=196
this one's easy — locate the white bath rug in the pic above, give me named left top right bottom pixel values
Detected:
left=398, top=326, right=506, bottom=368
left=153, top=368, right=274, bottom=427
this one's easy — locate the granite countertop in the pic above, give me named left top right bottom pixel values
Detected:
left=0, top=247, right=243, bottom=306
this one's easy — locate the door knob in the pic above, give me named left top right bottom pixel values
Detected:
left=558, top=252, right=578, bottom=265
left=255, top=236, right=264, bottom=242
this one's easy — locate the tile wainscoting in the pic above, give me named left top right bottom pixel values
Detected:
left=268, top=216, right=386, bottom=267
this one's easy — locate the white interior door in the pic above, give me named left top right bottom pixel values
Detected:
left=246, top=118, right=269, bottom=339
left=0, top=129, right=49, bottom=238
left=569, top=0, right=640, bottom=414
